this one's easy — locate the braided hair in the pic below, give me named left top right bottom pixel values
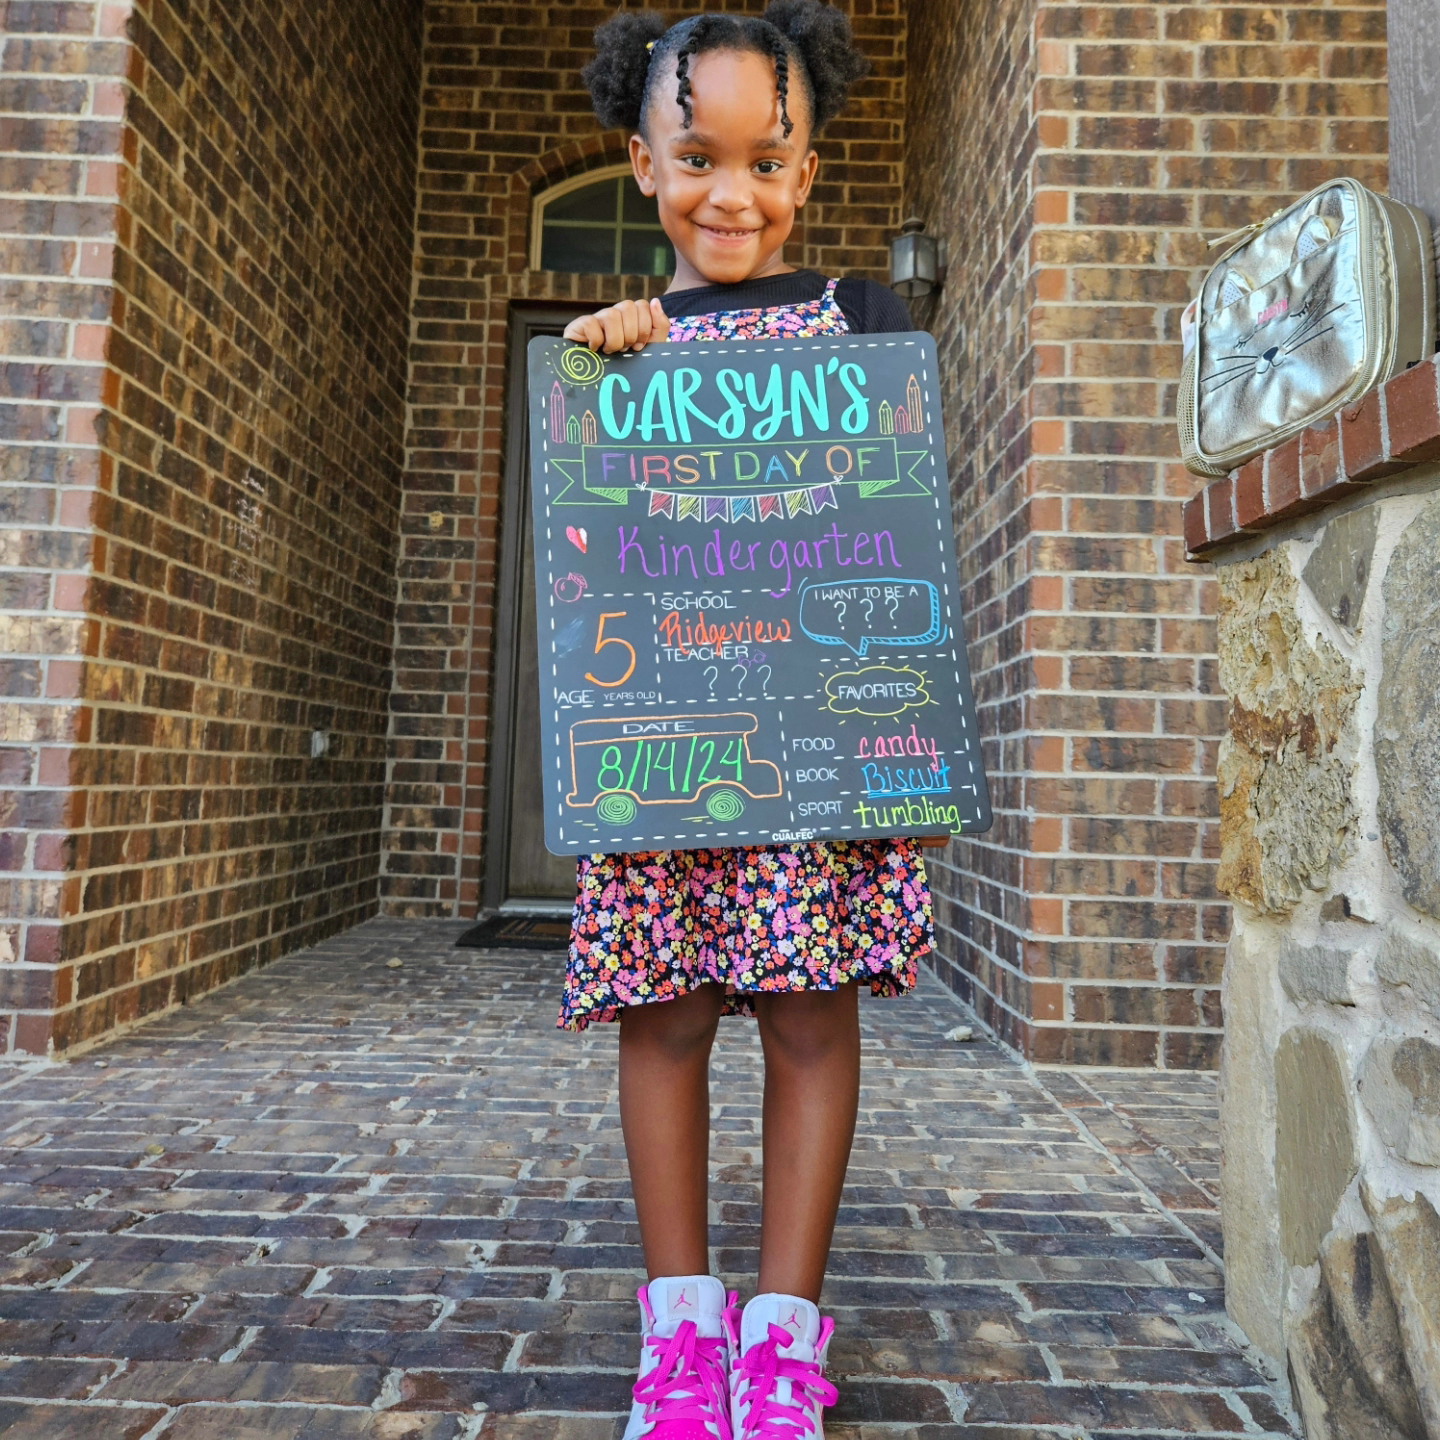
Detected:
left=582, top=3, right=869, bottom=139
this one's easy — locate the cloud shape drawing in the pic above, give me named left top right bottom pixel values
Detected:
left=823, top=665, right=931, bottom=718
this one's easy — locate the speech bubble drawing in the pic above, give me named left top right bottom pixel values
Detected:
left=824, top=664, right=931, bottom=718
left=799, top=579, right=944, bottom=657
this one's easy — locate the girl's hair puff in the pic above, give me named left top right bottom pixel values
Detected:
left=582, top=3, right=869, bottom=138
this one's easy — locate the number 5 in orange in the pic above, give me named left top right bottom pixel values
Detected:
left=585, top=611, right=637, bottom=688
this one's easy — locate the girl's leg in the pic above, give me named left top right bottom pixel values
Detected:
left=619, top=984, right=727, bottom=1279
left=753, top=983, right=862, bottom=1301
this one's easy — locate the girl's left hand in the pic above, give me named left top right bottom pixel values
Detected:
left=563, top=297, right=670, bottom=354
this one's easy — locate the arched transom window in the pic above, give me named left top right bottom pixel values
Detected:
left=531, top=164, right=675, bottom=277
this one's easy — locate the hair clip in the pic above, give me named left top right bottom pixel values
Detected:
left=646, top=39, right=656, bottom=51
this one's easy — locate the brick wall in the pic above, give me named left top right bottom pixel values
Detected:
left=905, top=0, right=1040, bottom=1049
left=3, top=0, right=1390, bottom=1063
left=0, top=0, right=423, bottom=1054
left=1, top=0, right=131, bottom=1054
left=907, top=0, right=1387, bottom=1064
left=382, top=0, right=907, bottom=915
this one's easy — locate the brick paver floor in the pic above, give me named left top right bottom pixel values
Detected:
left=0, top=919, right=1294, bottom=1439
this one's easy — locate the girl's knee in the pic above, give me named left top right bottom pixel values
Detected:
left=757, top=987, right=859, bottom=1065
left=621, top=985, right=724, bottom=1059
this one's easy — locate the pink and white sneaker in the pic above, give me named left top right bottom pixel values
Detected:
left=624, top=1275, right=736, bottom=1440
left=726, top=1293, right=838, bottom=1438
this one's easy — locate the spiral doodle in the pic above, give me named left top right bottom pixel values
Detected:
left=558, top=346, right=605, bottom=386
left=704, top=789, right=745, bottom=823
left=597, top=792, right=637, bottom=825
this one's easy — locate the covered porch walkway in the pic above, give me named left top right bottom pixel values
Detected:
left=0, top=922, right=1289, bottom=1438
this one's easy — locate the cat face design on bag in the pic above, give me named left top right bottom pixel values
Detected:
left=1196, top=189, right=1366, bottom=452
left=1205, top=274, right=1336, bottom=387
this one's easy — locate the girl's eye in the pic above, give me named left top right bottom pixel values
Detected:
left=680, top=155, right=712, bottom=171
left=753, top=161, right=784, bottom=175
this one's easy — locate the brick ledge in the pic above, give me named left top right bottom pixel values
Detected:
left=1183, top=353, right=1440, bottom=557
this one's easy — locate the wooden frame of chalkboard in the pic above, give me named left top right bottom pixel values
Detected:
left=527, top=331, right=993, bottom=855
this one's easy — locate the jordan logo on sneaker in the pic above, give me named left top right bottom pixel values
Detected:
left=781, top=1306, right=803, bottom=1334
left=671, top=1286, right=694, bottom=1311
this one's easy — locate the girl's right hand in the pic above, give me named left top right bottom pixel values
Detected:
left=563, top=297, right=670, bottom=354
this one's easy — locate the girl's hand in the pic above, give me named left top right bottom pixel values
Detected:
left=916, top=836, right=950, bottom=849
left=563, top=297, right=670, bottom=354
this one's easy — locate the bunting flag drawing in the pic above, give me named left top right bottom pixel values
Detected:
left=638, top=484, right=861, bottom=525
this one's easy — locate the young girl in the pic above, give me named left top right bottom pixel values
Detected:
left=561, top=7, right=936, bottom=1436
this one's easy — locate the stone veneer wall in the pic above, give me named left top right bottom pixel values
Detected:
left=381, top=0, right=907, bottom=915
left=0, top=0, right=423, bottom=1054
left=1199, top=376, right=1440, bottom=1424
left=905, top=0, right=1387, bottom=1064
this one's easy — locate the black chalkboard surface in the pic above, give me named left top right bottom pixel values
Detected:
left=527, top=331, right=992, bottom=855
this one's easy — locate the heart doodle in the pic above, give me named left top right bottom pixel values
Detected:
left=565, top=525, right=588, bottom=554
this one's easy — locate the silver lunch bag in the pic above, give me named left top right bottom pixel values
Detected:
left=1178, top=177, right=1435, bottom=478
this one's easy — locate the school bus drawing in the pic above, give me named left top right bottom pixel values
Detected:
left=566, top=713, right=784, bottom=825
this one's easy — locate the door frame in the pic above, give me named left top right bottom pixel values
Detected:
left=481, top=303, right=586, bottom=915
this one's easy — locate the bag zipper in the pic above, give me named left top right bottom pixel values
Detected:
left=1205, top=206, right=1287, bottom=252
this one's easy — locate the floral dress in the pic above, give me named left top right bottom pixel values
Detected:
left=559, top=279, right=935, bottom=1031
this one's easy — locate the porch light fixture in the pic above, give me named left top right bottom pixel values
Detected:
left=889, top=217, right=941, bottom=298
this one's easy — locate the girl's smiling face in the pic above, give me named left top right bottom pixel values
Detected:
left=630, top=48, right=819, bottom=291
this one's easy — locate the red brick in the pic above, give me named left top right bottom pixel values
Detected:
left=1298, top=416, right=1362, bottom=509
left=1263, top=435, right=1312, bottom=519
left=1299, top=417, right=1341, bottom=488
left=1232, top=455, right=1266, bottom=528
left=1182, top=493, right=1208, bottom=553
left=1384, top=357, right=1440, bottom=464
left=1205, top=475, right=1239, bottom=544
left=13, top=1013, right=52, bottom=1055
left=24, top=924, right=62, bottom=964
left=1032, top=981, right=1065, bottom=1020
left=1031, top=1024, right=1161, bottom=1066
left=1339, top=385, right=1403, bottom=480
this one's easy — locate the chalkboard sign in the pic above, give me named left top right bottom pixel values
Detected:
left=527, top=332, right=992, bottom=855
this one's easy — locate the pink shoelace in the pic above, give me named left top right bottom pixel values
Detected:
left=632, top=1318, right=731, bottom=1437
left=736, top=1321, right=839, bottom=1438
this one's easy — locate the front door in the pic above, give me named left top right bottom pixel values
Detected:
left=482, top=307, right=585, bottom=912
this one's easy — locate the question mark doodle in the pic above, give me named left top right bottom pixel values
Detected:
left=861, top=598, right=874, bottom=625
left=886, top=595, right=900, bottom=620
left=835, top=601, right=847, bottom=625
